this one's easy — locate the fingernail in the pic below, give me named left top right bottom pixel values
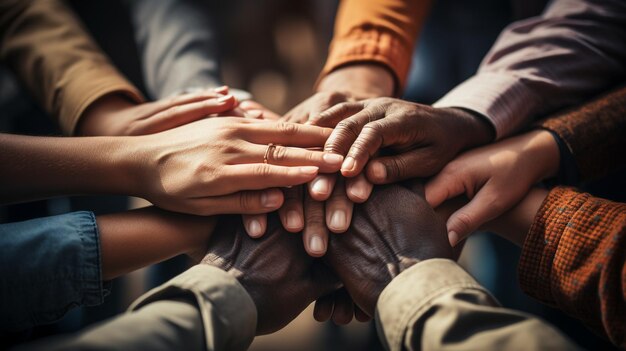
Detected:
left=342, top=157, right=356, bottom=172
left=448, top=231, right=459, bottom=247
left=248, top=219, right=263, bottom=237
left=310, top=177, right=329, bottom=195
left=300, top=166, right=319, bottom=175
left=370, top=162, right=387, bottom=181
left=322, top=153, right=344, bottom=165
left=309, top=235, right=325, bottom=254
left=330, top=210, right=347, bottom=230
left=349, top=183, right=368, bottom=201
left=217, top=94, right=233, bottom=102
left=244, top=110, right=263, bottom=119
left=214, top=85, right=228, bottom=92
left=261, top=190, right=282, bottom=208
left=286, top=210, right=303, bottom=229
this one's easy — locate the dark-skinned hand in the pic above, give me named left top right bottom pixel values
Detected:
left=201, top=214, right=340, bottom=335
left=318, top=182, right=454, bottom=318
left=312, top=98, right=495, bottom=198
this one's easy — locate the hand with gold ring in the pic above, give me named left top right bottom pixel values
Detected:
left=131, top=117, right=343, bottom=216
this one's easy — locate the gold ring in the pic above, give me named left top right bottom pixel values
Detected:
left=264, top=143, right=277, bottom=164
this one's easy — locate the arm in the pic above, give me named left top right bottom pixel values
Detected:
left=318, top=0, right=432, bottom=94
left=426, top=84, right=626, bottom=243
left=0, top=208, right=214, bottom=331
left=537, top=85, right=626, bottom=182
left=0, top=118, right=342, bottom=215
left=434, top=0, right=626, bottom=139
left=376, top=259, right=582, bottom=351
left=15, top=265, right=257, bottom=351
left=0, top=0, right=143, bottom=135
left=125, top=0, right=221, bottom=99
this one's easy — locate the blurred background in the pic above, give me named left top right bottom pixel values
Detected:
left=0, top=0, right=620, bottom=350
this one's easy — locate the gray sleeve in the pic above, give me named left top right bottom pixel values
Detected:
left=125, top=0, right=222, bottom=99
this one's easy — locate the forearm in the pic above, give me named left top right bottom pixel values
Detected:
left=0, top=133, right=139, bottom=203
left=97, top=207, right=216, bottom=280
left=0, top=0, right=143, bottom=134
left=434, top=0, right=626, bottom=139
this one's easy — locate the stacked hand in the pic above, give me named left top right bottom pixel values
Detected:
left=200, top=182, right=454, bottom=331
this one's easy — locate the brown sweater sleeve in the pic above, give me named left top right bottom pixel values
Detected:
left=519, top=187, right=626, bottom=347
left=536, top=86, right=626, bottom=182
left=0, top=0, right=144, bottom=135
left=319, top=0, right=431, bottom=93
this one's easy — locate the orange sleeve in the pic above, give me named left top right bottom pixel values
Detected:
left=320, top=0, right=432, bottom=94
left=519, top=187, right=626, bottom=347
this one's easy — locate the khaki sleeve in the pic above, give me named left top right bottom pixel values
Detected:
left=15, top=265, right=257, bottom=351
left=520, top=187, right=626, bottom=347
left=0, top=0, right=144, bottom=135
left=376, top=259, right=582, bottom=351
left=319, top=0, right=431, bottom=93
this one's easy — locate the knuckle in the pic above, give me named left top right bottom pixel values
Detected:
left=239, top=192, right=258, bottom=212
left=336, top=119, right=362, bottom=139
left=454, top=212, right=474, bottom=233
left=277, top=122, right=298, bottom=136
left=386, top=157, right=408, bottom=180
left=272, top=145, right=288, bottom=163
left=253, top=164, right=273, bottom=177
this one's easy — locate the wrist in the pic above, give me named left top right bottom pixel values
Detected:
left=317, top=64, right=395, bottom=99
left=77, top=93, right=137, bottom=136
left=442, top=107, right=495, bottom=151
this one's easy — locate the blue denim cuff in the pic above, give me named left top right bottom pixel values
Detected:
left=0, top=211, right=110, bottom=331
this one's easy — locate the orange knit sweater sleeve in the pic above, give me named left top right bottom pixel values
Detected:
left=519, top=187, right=626, bottom=347
left=319, top=0, right=431, bottom=93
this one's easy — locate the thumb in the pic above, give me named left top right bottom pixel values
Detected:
left=445, top=185, right=500, bottom=246
left=424, top=168, right=466, bottom=208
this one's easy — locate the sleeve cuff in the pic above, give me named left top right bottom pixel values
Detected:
left=60, top=63, right=144, bottom=135
left=375, top=259, right=494, bottom=350
left=318, top=28, right=413, bottom=95
left=433, top=72, right=543, bottom=139
left=518, top=187, right=589, bottom=305
left=129, top=265, right=257, bottom=351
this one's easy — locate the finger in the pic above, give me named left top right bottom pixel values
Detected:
left=345, top=173, right=373, bottom=203
left=340, top=119, right=394, bottom=177
left=354, top=306, right=371, bottom=322
left=240, top=100, right=281, bottom=120
left=325, top=177, right=353, bottom=234
left=424, top=166, right=467, bottom=208
left=219, top=164, right=319, bottom=193
left=365, top=147, right=439, bottom=184
left=313, top=294, right=335, bottom=322
left=323, top=109, right=376, bottom=157
left=148, top=95, right=237, bottom=132
left=241, top=144, right=343, bottom=173
left=212, top=85, right=229, bottom=95
left=446, top=183, right=505, bottom=246
left=278, top=186, right=304, bottom=233
left=153, top=90, right=223, bottom=112
left=239, top=122, right=333, bottom=148
left=241, top=214, right=267, bottom=238
left=309, top=101, right=364, bottom=127
left=303, top=192, right=328, bottom=257
left=186, top=188, right=284, bottom=216
left=308, top=174, right=337, bottom=201
left=331, top=288, right=354, bottom=325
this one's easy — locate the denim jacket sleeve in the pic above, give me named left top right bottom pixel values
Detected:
left=0, top=211, right=110, bottom=332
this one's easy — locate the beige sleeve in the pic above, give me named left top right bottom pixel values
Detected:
left=376, top=259, right=582, bottom=351
left=15, top=265, right=257, bottom=351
